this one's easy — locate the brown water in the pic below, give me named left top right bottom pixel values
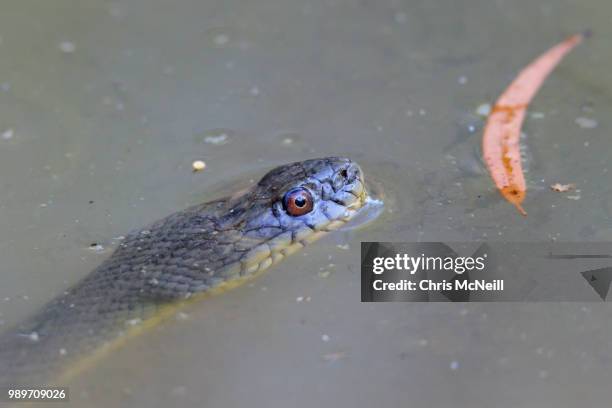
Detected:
left=1, top=0, right=612, bottom=406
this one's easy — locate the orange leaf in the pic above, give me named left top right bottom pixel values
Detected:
left=482, top=33, right=586, bottom=215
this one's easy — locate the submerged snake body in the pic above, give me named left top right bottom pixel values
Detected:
left=0, top=157, right=367, bottom=387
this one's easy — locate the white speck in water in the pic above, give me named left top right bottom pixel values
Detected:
left=575, top=117, right=598, bottom=129
left=59, top=41, right=76, bottom=53
left=458, top=76, right=467, bottom=85
left=126, top=318, right=142, bottom=326
left=1, top=82, right=10, bottom=92
left=531, top=112, right=545, bottom=119
left=296, top=296, right=304, bottom=303
left=192, top=160, right=206, bottom=172
left=321, top=334, right=331, bottom=342
left=419, top=109, right=427, bottom=116
left=539, top=370, right=549, bottom=379
left=88, top=243, right=105, bottom=253
left=213, top=34, right=229, bottom=46
left=204, top=133, right=228, bottom=145
left=336, top=244, right=350, bottom=250
left=59, top=348, right=67, bottom=356
left=29, top=332, right=40, bottom=342
left=2, top=128, right=14, bottom=140
left=149, top=278, right=159, bottom=285
left=467, top=125, right=476, bottom=133
left=249, top=86, right=260, bottom=96
left=476, top=103, right=491, bottom=116
left=450, top=360, right=459, bottom=370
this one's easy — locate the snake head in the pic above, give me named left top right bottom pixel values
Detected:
left=232, top=157, right=369, bottom=275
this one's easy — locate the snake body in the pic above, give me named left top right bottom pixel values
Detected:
left=0, top=157, right=368, bottom=388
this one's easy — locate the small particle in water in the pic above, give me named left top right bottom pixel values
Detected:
left=213, top=34, right=229, bottom=46
left=28, top=332, right=40, bottom=342
left=204, top=133, right=228, bottom=145
left=318, top=270, right=332, bottom=279
left=575, top=116, right=598, bottom=129
left=282, top=137, right=293, bottom=145
left=1, top=128, right=14, bottom=140
left=450, top=360, right=459, bottom=370
left=467, top=125, right=476, bottom=133
left=531, top=112, right=545, bottom=119
left=192, top=160, right=206, bottom=172
left=321, top=334, right=330, bottom=342
left=418, top=109, right=427, bottom=116
left=59, top=41, right=76, bottom=53
left=1, top=82, right=10, bottom=92
left=458, top=76, right=467, bottom=85
left=59, top=348, right=67, bottom=356
left=336, top=243, right=350, bottom=250
left=550, top=183, right=575, bottom=192
left=538, top=370, right=549, bottom=379
left=149, top=278, right=159, bottom=285
left=476, top=103, right=491, bottom=116
left=88, top=243, right=105, bottom=252
left=566, top=195, right=581, bottom=200
left=296, top=296, right=304, bottom=303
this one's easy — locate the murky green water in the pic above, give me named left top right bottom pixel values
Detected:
left=1, top=0, right=612, bottom=406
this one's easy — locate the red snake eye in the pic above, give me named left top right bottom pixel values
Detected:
left=282, top=188, right=314, bottom=216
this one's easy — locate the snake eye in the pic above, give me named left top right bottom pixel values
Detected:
left=282, top=188, right=314, bottom=216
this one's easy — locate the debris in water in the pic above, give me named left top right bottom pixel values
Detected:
left=204, top=133, right=228, bottom=145
left=192, top=160, right=206, bottom=172
left=88, top=243, right=105, bottom=253
left=550, top=183, right=575, bottom=192
left=475, top=103, right=491, bottom=117
left=321, top=334, right=330, bottom=342
left=450, top=360, right=460, bottom=370
left=482, top=33, right=586, bottom=215
left=575, top=116, right=598, bottom=129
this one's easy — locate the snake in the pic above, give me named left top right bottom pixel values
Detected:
left=0, top=157, right=371, bottom=389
